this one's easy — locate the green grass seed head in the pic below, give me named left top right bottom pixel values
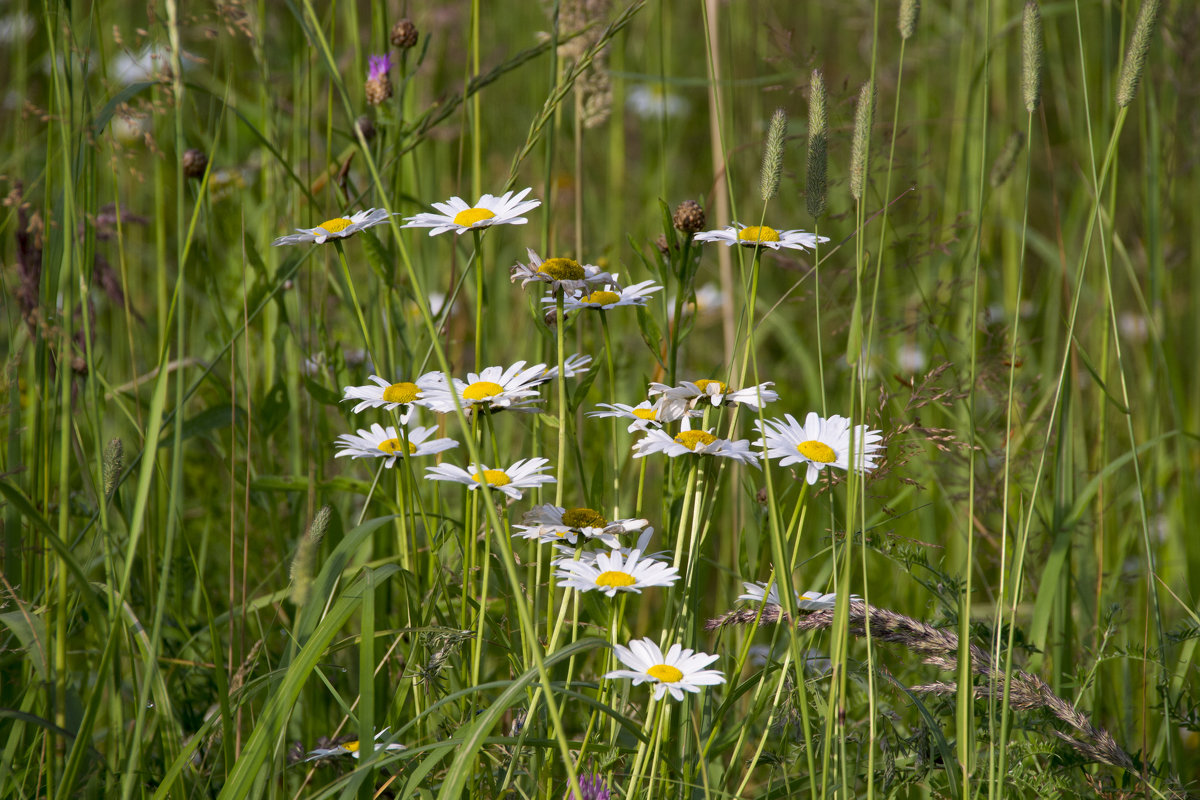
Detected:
left=103, top=437, right=123, bottom=498
left=1117, top=0, right=1162, bottom=108
left=760, top=108, right=788, bottom=202
left=290, top=505, right=332, bottom=607
left=899, top=0, right=920, bottom=40
left=1022, top=0, right=1044, bottom=113
left=989, top=131, right=1025, bottom=187
left=806, top=69, right=828, bottom=220
left=850, top=81, right=875, bottom=202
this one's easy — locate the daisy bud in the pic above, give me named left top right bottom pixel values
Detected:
left=182, top=148, right=207, bottom=180
left=365, top=54, right=393, bottom=106
left=390, top=18, right=419, bottom=49
left=672, top=199, right=706, bottom=234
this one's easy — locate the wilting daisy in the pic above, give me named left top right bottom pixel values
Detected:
left=418, top=361, right=547, bottom=414
left=605, top=638, right=725, bottom=702
left=694, top=222, right=829, bottom=252
left=271, top=208, right=395, bottom=246
left=529, top=353, right=593, bottom=386
left=334, top=424, right=458, bottom=468
left=342, top=376, right=430, bottom=420
left=514, top=504, right=647, bottom=546
left=550, top=280, right=663, bottom=313
left=555, top=547, right=679, bottom=597
left=755, top=412, right=883, bottom=485
left=649, top=379, right=778, bottom=416
left=425, top=457, right=554, bottom=501
left=737, top=581, right=858, bottom=611
left=402, top=188, right=540, bottom=236
left=302, top=728, right=406, bottom=762
left=511, top=249, right=619, bottom=295
left=632, top=426, right=760, bottom=467
left=588, top=400, right=682, bottom=432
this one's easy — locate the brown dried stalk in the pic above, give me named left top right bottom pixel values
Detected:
left=706, top=601, right=1135, bottom=771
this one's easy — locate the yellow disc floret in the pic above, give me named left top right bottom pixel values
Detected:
left=583, top=290, right=620, bottom=306
left=318, top=217, right=353, bottom=233
left=797, top=440, right=837, bottom=463
left=647, top=664, right=684, bottom=683
left=633, top=408, right=658, bottom=421
left=538, top=257, right=585, bottom=281
left=377, top=438, right=416, bottom=456
left=693, top=379, right=726, bottom=394
left=453, top=208, right=495, bottom=227
left=343, top=740, right=361, bottom=753
left=474, top=469, right=511, bottom=486
left=736, top=225, right=780, bottom=243
left=562, top=507, right=607, bottom=529
left=595, top=570, right=636, bottom=588
left=382, top=381, right=421, bottom=404
left=463, top=381, right=504, bottom=401
left=674, top=430, right=717, bottom=450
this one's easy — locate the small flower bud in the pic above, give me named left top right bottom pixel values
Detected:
left=390, top=18, right=418, bottom=49
left=182, top=148, right=208, bottom=179
left=672, top=200, right=705, bottom=234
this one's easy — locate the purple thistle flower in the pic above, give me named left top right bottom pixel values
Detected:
left=572, top=773, right=610, bottom=800
left=368, top=54, right=392, bottom=81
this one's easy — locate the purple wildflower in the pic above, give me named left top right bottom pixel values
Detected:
left=572, top=772, right=610, bottom=800
left=368, top=54, right=392, bottom=81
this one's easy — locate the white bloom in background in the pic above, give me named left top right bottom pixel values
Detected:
left=669, top=283, right=726, bottom=323
left=513, top=504, right=647, bottom=546
left=551, top=280, right=663, bottom=313
left=605, top=638, right=725, bottom=702
left=755, top=412, right=883, bottom=485
left=402, top=188, right=540, bottom=236
left=334, top=424, right=457, bottom=468
left=555, top=547, right=679, bottom=597
left=588, top=400, right=682, bottom=432
left=303, top=728, right=405, bottom=762
left=418, top=362, right=547, bottom=414
left=737, top=581, right=857, bottom=611
left=632, top=427, right=760, bottom=467
left=342, top=376, right=429, bottom=420
left=272, top=208, right=395, bottom=246
left=511, top=249, right=619, bottom=295
left=424, top=457, right=554, bottom=501
left=626, top=84, right=689, bottom=119
left=694, top=222, right=829, bottom=252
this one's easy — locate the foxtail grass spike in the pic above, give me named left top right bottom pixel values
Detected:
left=990, top=131, right=1025, bottom=187
left=1117, top=0, right=1161, bottom=108
left=102, top=437, right=123, bottom=498
left=806, top=69, right=828, bottom=220
left=850, top=81, right=875, bottom=202
left=760, top=108, right=788, bottom=202
left=899, top=0, right=920, bottom=40
left=289, top=505, right=331, bottom=607
left=1021, top=1, right=1044, bottom=112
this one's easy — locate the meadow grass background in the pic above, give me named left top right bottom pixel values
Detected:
left=1, top=0, right=1198, bottom=797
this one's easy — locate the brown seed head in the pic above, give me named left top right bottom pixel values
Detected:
left=673, top=199, right=706, bottom=234
left=182, top=148, right=208, bottom=179
left=390, top=18, right=418, bottom=49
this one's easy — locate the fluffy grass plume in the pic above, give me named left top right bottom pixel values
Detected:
left=806, top=69, right=828, bottom=220
left=1117, top=0, right=1161, bottom=107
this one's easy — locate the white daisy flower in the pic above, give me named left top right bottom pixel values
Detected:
left=424, top=457, right=554, bottom=501
left=604, top=637, right=725, bottom=702
left=625, top=84, right=689, bottom=119
left=302, top=728, right=405, bottom=762
left=342, top=376, right=429, bottom=420
left=736, top=581, right=858, bottom=611
left=551, top=528, right=670, bottom=565
left=511, top=249, right=619, bottom=294
left=334, top=424, right=458, bottom=468
left=418, top=361, right=547, bottom=415
left=648, top=379, right=778, bottom=416
left=550, top=280, right=663, bottom=313
left=693, top=222, right=829, bottom=252
left=555, top=547, right=680, bottom=597
left=529, top=353, right=593, bottom=386
left=402, top=188, right=540, bottom=236
left=632, top=427, right=761, bottom=467
left=271, top=208, right=396, bottom=246
left=587, top=400, right=681, bottom=432
left=755, top=412, right=883, bottom=485
left=514, top=504, right=648, bottom=546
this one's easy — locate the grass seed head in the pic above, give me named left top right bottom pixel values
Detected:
left=1021, top=0, right=1044, bottom=112
left=760, top=107, right=788, bottom=202
left=850, top=81, right=876, bottom=201
left=899, top=0, right=920, bottom=40
left=806, top=69, right=828, bottom=220
left=1117, top=0, right=1162, bottom=108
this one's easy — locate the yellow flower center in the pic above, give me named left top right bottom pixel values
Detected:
left=343, top=740, right=360, bottom=753
left=382, top=381, right=420, bottom=404
left=562, top=507, right=607, bottom=528
left=463, top=380, right=504, bottom=401
left=737, top=225, right=780, bottom=243
left=538, top=257, right=585, bottom=281
left=452, top=207, right=495, bottom=227
left=595, top=570, right=636, bottom=588
left=377, top=438, right=416, bottom=456
left=693, top=379, right=726, bottom=394
left=674, top=430, right=717, bottom=451
left=318, top=217, right=352, bottom=233
left=647, top=664, right=684, bottom=683
left=473, top=469, right=511, bottom=487
left=632, top=408, right=658, bottom=421
left=797, top=440, right=837, bottom=463
left=583, top=290, right=620, bottom=306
